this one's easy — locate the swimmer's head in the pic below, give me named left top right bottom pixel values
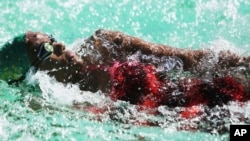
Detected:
left=0, top=31, right=83, bottom=84
left=0, top=31, right=57, bottom=83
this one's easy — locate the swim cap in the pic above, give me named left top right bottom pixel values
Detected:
left=0, top=33, right=30, bottom=82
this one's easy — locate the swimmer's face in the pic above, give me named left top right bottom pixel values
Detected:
left=25, top=31, right=83, bottom=82
left=25, top=31, right=52, bottom=62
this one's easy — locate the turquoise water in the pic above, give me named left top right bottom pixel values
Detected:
left=0, top=0, right=250, bottom=140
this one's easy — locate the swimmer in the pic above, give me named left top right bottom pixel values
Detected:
left=1, top=29, right=249, bottom=109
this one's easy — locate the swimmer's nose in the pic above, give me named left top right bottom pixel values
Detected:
left=52, top=43, right=65, bottom=56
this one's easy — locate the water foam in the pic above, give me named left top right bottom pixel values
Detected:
left=206, top=38, right=245, bottom=55
left=26, top=70, right=111, bottom=109
left=0, top=117, right=9, bottom=140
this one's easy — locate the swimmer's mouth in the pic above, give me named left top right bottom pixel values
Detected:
left=65, top=51, right=82, bottom=65
left=66, top=51, right=76, bottom=63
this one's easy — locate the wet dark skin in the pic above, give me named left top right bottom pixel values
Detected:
left=24, top=29, right=250, bottom=94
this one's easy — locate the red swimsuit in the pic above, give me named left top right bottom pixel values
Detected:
left=109, top=61, right=248, bottom=109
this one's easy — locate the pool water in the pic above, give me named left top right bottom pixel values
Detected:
left=0, top=0, right=250, bottom=140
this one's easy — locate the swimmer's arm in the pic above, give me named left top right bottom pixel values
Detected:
left=102, top=29, right=208, bottom=69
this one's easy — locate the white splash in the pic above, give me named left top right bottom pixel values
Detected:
left=26, top=71, right=110, bottom=107
left=0, top=117, right=9, bottom=140
left=202, top=38, right=246, bottom=56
